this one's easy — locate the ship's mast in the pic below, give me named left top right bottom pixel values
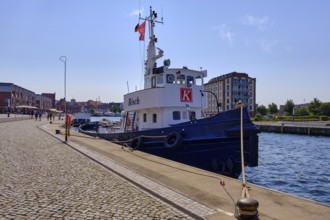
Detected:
left=140, top=7, right=164, bottom=77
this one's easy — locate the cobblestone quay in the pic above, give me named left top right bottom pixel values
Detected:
left=0, top=119, right=192, bottom=219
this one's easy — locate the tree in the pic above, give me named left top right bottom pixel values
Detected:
left=268, top=103, right=278, bottom=114
left=294, top=107, right=309, bottom=116
left=284, top=99, right=295, bottom=115
left=308, top=98, right=322, bottom=115
left=89, top=108, right=95, bottom=114
left=111, top=105, right=122, bottom=113
left=257, top=105, right=267, bottom=115
left=320, top=102, right=330, bottom=116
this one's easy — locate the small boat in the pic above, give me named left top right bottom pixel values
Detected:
left=71, top=113, right=91, bottom=127
left=98, top=118, right=113, bottom=127
left=91, top=112, right=104, bottom=117
left=79, top=7, right=259, bottom=178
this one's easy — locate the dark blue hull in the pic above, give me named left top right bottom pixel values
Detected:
left=79, top=108, right=258, bottom=178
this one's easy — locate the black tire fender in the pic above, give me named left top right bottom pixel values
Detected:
left=164, top=132, right=182, bottom=149
left=130, top=137, right=143, bottom=150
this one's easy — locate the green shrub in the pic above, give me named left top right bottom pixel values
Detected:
left=254, top=114, right=263, bottom=121
left=320, top=116, right=328, bottom=121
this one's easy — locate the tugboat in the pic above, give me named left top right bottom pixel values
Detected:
left=79, top=7, right=258, bottom=178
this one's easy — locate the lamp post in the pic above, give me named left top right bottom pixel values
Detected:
left=7, top=98, right=10, bottom=117
left=200, top=90, right=221, bottom=114
left=59, top=56, right=67, bottom=142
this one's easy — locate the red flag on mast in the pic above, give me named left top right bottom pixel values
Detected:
left=134, top=21, right=146, bottom=41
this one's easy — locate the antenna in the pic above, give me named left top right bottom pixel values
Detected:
left=138, top=0, right=141, bottom=19
left=126, top=81, right=130, bottom=93
left=161, top=2, right=164, bottom=23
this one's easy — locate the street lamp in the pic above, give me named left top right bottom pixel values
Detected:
left=200, top=90, right=221, bottom=114
left=59, top=56, right=67, bottom=142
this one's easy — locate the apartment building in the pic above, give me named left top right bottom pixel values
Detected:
left=36, top=94, right=53, bottom=111
left=203, top=72, right=256, bottom=116
left=0, top=82, right=36, bottom=113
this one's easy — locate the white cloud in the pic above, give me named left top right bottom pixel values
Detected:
left=242, top=15, right=271, bottom=31
left=129, top=7, right=144, bottom=17
left=212, top=24, right=234, bottom=47
left=258, top=39, right=277, bottom=52
left=286, top=45, right=292, bottom=52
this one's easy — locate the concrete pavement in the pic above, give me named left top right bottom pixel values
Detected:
left=0, top=119, right=192, bottom=219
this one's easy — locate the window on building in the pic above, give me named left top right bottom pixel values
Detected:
left=153, top=114, right=157, bottom=123
left=143, top=113, right=147, bottom=122
left=173, top=111, right=181, bottom=120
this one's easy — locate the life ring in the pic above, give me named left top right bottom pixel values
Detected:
left=164, top=132, right=182, bottom=149
left=126, top=117, right=131, bottom=126
left=130, top=137, right=143, bottom=150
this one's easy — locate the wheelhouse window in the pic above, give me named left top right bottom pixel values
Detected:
left=176, top=75, right=185, bottom=85
left=187, top=76, right=194, bottom=87
left=152, top=114, right=157, bottom=123
left=143, top=113, right=147, bottom=122
left=173, top=111, right=181, bottom=120
left=195, top=76, right=203, bottom=86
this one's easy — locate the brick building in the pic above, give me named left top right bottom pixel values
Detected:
left=42, top=93, right=56, bottom=108
left=36, top=94, right=53, bottom=112
left=0, top=83, right=36, bottom=113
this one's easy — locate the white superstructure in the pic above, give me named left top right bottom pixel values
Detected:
left=123, top=7, right=208, bottom=131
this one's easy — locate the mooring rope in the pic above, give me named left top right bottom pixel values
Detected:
left=111, top=134, right=167, bottom=150
left=235, top=105, right=258, bottom=220
left=240, top=105, right=250, bottom=198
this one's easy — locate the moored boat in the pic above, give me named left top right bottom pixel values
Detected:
left=71, top=112, right=91, bottom=127
left=79, top=7, right=259, bottom=178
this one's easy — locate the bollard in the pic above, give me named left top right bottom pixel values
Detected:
left=235, top=198, right=259, bottom=220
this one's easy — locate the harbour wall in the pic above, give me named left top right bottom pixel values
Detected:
left=255, top=122, right=330, bottom=137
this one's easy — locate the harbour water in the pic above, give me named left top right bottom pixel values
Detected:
left=90, top=116, right=121, bottom=123
left=242, top=132, right=330, bottom=206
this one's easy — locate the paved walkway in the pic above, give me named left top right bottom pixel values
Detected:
left=0, top=113, right=31, bottom=122
left=1, top=117, right=329, bottom=220
left=0, top=119, right=193, bottom=219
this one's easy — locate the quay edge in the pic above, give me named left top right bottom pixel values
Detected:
left=255, top=122, right=330, bottom=136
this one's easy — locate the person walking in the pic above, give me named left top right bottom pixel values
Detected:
left=38, top=111, right=42, bottom=121
left=34, top=110, right=38, bottom=121
left=49, top=112, right=52, bottom=123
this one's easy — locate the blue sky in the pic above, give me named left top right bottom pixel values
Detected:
left=1, top=0, right=329, bottom=106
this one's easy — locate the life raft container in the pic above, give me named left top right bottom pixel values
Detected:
left=164, top=132, right=182, bottom=149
